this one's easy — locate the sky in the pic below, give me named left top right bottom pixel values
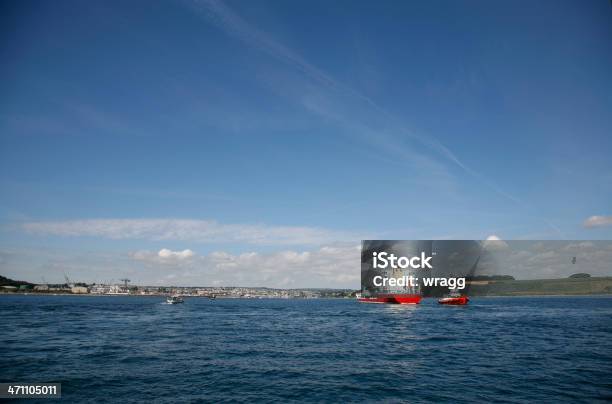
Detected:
left=1, top=0, right=611, bottom=287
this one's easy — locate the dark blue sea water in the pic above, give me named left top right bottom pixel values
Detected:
left=1, top=295, right=611, bottom=403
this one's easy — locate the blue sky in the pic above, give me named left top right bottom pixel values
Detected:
left=1, top=0, right=611, bottom=287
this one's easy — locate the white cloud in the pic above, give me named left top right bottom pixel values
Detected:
left=158, top=248, right=194, bottom=259
left=128, top=243, right=361, bottom=288
left=21, top=219, right=362, bottom=246
left=131, top=248, right=196, bottom=264
left=482, top=235, right=509, bottom=251
left=3, top=241, right=612, bottom=288
left=583, top=215, right=612, bottom=228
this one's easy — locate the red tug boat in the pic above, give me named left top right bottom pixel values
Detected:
left=438, top=289, right=469, bottom=305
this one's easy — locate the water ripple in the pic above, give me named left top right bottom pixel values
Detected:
left=1, top=295, right=611, bottom=402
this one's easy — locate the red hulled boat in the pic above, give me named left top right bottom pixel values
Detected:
left=438, top=289, right=469, bottom=305
left=358, top=293, right=421, bottom=305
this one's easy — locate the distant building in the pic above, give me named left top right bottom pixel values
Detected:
left=89, top=285, right=108, bottom=294
left=71, top=286, right=89, bottom=294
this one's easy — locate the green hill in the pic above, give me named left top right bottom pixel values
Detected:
left=468, top=276, right=612, bottom=296
left=0, top=275, right=35, bottom=287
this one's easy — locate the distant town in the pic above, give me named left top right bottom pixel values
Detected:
left=1, top=274, right=611, bottom=298
left=0, top=275, right=357, bottom=298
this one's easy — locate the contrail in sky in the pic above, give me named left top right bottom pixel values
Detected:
left=189, top=0, right=562, bottom=236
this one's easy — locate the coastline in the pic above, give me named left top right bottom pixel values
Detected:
left=2, top=292, right=611, bottom=298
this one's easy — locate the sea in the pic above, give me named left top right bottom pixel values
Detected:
left=1, top=295, right=611, bottom=403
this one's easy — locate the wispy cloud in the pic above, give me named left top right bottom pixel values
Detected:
left=192, top=0, right=460, bottom=170
left=187, top=0, right=567, bottom=235
left=193, top=0, right=339, bottom=89
left=584, top=215, right=612, bottom=228
left=21, top=218, right=364, bottom=246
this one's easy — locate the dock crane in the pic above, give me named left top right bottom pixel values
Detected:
left=64, top=272, right=73, bottom=287
left=120, top=278, right=130, bottom=291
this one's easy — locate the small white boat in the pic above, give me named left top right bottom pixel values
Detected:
left=166, top=295, right=184, bottom=304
